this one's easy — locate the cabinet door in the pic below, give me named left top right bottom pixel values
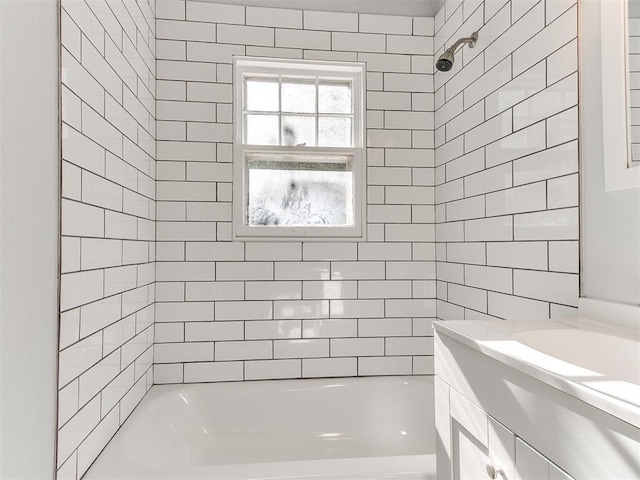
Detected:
left=515, top=438, right=576, bottom=480
left=449, top=389, right=516, bottom=480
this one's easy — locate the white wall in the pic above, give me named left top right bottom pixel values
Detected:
left=57, top=0, right=157, bottom=478
left=434, top=0, right=580, bottom=320
left=154, top=0, right=437, bottom=382
left=581, top=0, right=640, bottom=306
left=0, top=1, right=59, bottom=478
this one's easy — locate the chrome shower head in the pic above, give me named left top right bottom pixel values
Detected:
left=436, top=31, right=479, bottom=72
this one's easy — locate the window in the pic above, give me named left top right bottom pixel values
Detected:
left=233, top=57, right=366, bottom=240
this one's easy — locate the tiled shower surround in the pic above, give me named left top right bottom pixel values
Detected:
left=153, top=0, right=438, bottom=384
left=58, top=0, right=156, bottom=478
left=55, top=0, right=580, bottom=478
left=434, top=0, right=579, bottom=321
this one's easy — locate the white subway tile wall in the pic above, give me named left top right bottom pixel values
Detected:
left=154, top=0, right=436, bottom=384
left=59, top=0, right=156, bottom=478
left=434, top=0, right=579, bottom=321
left=630, top=15, right=640, bottom=166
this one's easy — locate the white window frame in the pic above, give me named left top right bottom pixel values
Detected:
left=233, top=56, right=366, bottom=241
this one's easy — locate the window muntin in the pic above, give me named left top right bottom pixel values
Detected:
left=243, top=76, right=354, bottom=148
left=234, top=57, right=365, bottom=240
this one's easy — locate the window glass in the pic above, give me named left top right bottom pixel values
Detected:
left=247, top=155, right=353, bottom=227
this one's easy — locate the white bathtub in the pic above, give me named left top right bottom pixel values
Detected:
left=84, top=376, right=436, bottom=480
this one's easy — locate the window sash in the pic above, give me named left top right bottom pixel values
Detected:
left=233, top=57, right=366, bottom=241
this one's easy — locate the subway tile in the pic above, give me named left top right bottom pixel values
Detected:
left=358, top=281, right=412, bottom=299
left=157, top=19, right=216, bottom=42
left=185, top=242, right=243, bottom=261
left=514, top=207, right=579, bottom=241
left=465, top=265, right=513, bottom=294
left=185, top=321, right=243, bottom=342
left=487, top=242, right=548, bottom=270
left=303, top=243, right=357, bottom=261
left=547, top=38, right=577, bottom=85
left=464, top=110, right=513, bottom=153
left=215, top=301, right=273, bottom=321
left=487, top=292, right=550, bottom=320
left=217, top=24, right=274, bottom=47
left=302, top=319, right=357, bottom=338
left=57, top=397, right=100, bottom=468
left=246, top=320, right=301, bottom=340
left=184, top=362, right=243, bottom=383
left=246, top=281, right=301, bottom=300
left=304, top=10, right=358, bottom=31
left=485, top=2, right=545, bottom=70
left=358, top=53, right=411, bottom=73
left=358, top=356, right=413, bottom=376
left=185, top=1, right=245, bottom=24
left=246, top=7, right=302, bottom=29
left=358, top=243, right=412, bottom=261
left=437, top=261, right=465, bottom=284
left=58, top=332, right=102, bottom=387
left=330, top=299, right=384, bottom=318
left=156, top=0, right=185, bottom=20
left=367, top=91, right=412, bottom=111
left=333, top=32, right=386, bottom=52
left=547, top=107, right=578, bottom=148
left=386, top=299, right=436, bottom=317
left=485, top=122, right=546, bottom=169
left=215, top=341, right=272, bottom=361
left=513, top=141, right=578, bottom=185
left=155, top=363, right=183, bottom=384
left=549, top=241, right=579, bottom=273
left=157, top=60, right=217, bottom=82
left=302, top=357, right=357, bottom=378
left=360, top=14, right=412, bottom=35
left=275, top=262, right=330, bottom=280
left=358, top=318, right=412, bottom=337
left=387, top=35, right=433, bottom=55
left=274, top=300, right=329, bottom=320
left=276, top=29, right=330, bottom=50
left=386, top=337, right=433, bottom=356
left=465, top=162, right=512, bottom=197
left=61, top=270, right=104, bottom=312
left=485, top=182, right=547, bottom=216
left=155, top=342, right=214, bottom=363
left=303, top=281, right=357, bottom=300
left=447, top=284, right=487, bottom=313
left=548, top=174, right=579, bottom=209
left=245, top=242, right=302, bottom=261
left=514, top=270, right=579, bottom=307
left=244, top=359, right=302, bottom=380
left=513, top=6, right=577, bottom=77
left=331, top=338, right=384, bottom=357
left=274, top=339, right=328, bottom=359
left=446, top=242, right=486, bottom=265
left=156, top=301, right=214, bottom=323
left=513, top=73, right=577, bottom=130
left=216, top=262, right=273, bottom=281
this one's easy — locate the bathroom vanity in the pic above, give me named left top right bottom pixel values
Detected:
left=433, top=314, right=640, bottom=480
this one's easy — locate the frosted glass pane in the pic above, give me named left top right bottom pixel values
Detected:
left=319, top=82, right=351, bottom=114
left=282, top=80, right=316, bottom=113
left=246, top=114, right=279, bottom=145
left=282, top=116, right=316, bottom=146
left=248, top=164, right=353, bottom=226
left=246, top=79, right=279, bottom=112
left=318, top=117, right=352, bottom=147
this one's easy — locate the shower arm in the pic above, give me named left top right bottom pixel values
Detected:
left=444, top=32, right=478, bottom=54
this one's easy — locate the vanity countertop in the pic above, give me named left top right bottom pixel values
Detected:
left=433, top=317, right=640, bottom=429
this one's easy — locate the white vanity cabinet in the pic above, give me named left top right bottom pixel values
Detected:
left=433, top=320, right=640, bottom=480
left=436, top=375, right=574, bottom=480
